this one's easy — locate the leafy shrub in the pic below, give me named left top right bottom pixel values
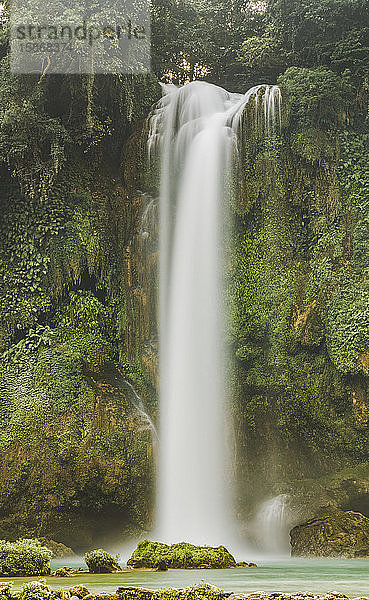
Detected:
left=327, top=286, right=369, bottom=374
left=0, top=539, right=52, bottom=576
left=84, top=548, right=121, bottom=573
left=0, top=582, right=12, bottom=600
left=278, top=66, right=353, bottom=129
left=127, top=540, right=236, bottom=569
left=18, top=580, right=58, bottom=600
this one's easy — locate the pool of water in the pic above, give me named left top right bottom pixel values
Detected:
left=3, top=559, right=369, bottom=597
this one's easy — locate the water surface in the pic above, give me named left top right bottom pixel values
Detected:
left=3, top=559, right=369, bottom=597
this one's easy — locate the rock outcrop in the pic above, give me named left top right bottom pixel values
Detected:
left=290, top=510, right=369, bottom=557
left=127, top=540, right=237, bottom=569
left=39, top=538, right=76, bottom=558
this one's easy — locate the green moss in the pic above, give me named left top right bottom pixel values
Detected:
left=84, top=548, right=121, bottom=573
left=127, top=541, right=236, bottom=569
left=229, top=94, right=369, bottom=514
left=291, top=128, right=336, bottom=163
left=290, top=510, right=369, bottom=558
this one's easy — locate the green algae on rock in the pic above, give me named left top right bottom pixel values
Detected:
left=290, top=510, right=369, bottom=557
left=127, top=540, right=236, bottom=569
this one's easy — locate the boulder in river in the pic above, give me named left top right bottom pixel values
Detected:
left=69, top=586, right=91, bottom=598
left=290, top=510, right=369, bottom=557
left=127, top=540, right=236, bottom=569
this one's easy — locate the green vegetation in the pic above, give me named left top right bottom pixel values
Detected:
left=120, top=584, right=233, bottom=600
left=0, top=581, right=60, bottom=600
left=84, top=549, right=121, bottom=573
left=0, top=539, right=52, bottom=576
left=127, top=541, right=236, bottom=569
left=18, top=581, right=58, bottom=600
left=0, top=582, right=233, bottom=600
left=0, top=0, right=368, bottom=547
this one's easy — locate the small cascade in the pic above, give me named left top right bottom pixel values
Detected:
left=139, top=195, right=157, bottom=241
left=121, top=377, right=159, bottom=442
left=148, top=81, right=281, bottom=546
left=253, top=494, right=291, bottom=555
left=113, top=368, right=159, bottom=450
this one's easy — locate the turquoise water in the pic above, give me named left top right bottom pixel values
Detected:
left=3, top=560, right=369, bottom=597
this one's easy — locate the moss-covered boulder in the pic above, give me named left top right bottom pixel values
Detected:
left=0, top=538, right=52, bottom=576
left=290, top=510, right=369, bottom=557
left=127, top=540, right=236, bottom=569
left=84, top=549, right=122, bottom=573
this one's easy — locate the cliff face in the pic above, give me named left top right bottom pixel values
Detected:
left=0, top=75, right=160, bottom=550
left=230, top=68, right=369, bottom=522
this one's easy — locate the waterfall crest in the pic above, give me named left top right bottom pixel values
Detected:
left=149, top=81, right=281, bottom=546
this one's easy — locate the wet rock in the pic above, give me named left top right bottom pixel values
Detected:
left=69, top=586, right=90, bottom=598
left=84, top=549, right=122, bottom=573
left=290, top=510, right=369, bottom=557
left=94, top=594, right=120, bottom=600
left=52, top=567, right=87, bottom=577
left=117, top=588, right=154, bottom=600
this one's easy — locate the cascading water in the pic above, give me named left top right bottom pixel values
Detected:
left=253, top=495, right=291, bottom=555
left=148, top=81, right=281, bottom=546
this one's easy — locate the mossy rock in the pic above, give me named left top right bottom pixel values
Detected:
left=84, top=549, right=121, bottom=573
left=0, top=538, right=52, bottom=576
left=127, top=540, right=236, bottom=569
left=290, top=510, right=369, bottom=557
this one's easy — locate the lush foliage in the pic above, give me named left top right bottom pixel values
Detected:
left=0, top=0, right=368, bottom=547
left=18, top=581, right=59, bottom=600
left=0, top=580, right=62, bottom=600
left=0, top=539, right=51, bottom=576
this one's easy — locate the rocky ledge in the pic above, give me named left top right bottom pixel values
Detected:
left=290, top=510, right=369, bottom=558
left=0, top=583, right=362, bottom=600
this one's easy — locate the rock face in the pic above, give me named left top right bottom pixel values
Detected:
left=283, top=463, right=369, bottom=526
left=290, top=510, right=369, bottom=557
left=39, top=538, right=76, bottom=558
left=0, top=110, right=159, bottom=551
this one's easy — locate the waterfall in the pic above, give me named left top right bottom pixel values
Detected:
left=253, top=495, right=290, bottom=555
left=148, top=81, right=281, bottom=546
